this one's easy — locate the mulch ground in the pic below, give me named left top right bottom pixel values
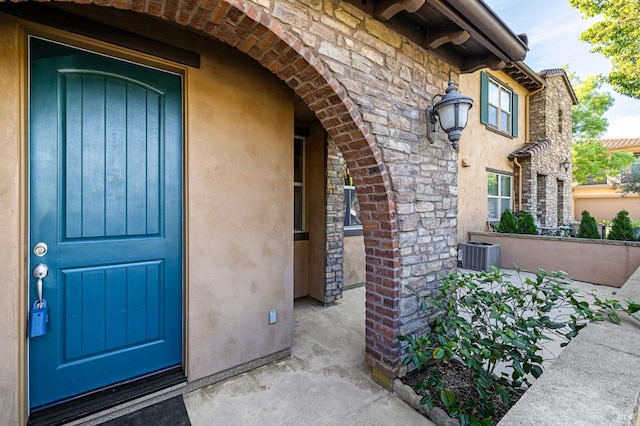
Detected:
left=400, top=361, right=523, bottom=424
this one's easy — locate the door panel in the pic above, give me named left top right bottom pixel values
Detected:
left=29, top=37, right=183, bottom=410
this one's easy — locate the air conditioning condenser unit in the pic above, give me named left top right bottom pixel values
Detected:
left=459, top=242, right=500, bottom=272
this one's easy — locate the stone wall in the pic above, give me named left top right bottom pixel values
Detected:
left=325, top=139, right=345, bottom=303
left=520, top=74, right=574, bottom=226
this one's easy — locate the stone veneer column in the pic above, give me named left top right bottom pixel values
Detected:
left=324, top=138, right=345, bottom=303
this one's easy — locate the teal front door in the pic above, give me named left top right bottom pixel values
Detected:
left=28, top=37, right=184, bottom=410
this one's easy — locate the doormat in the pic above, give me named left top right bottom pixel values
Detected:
left=100, top=396, right=191, bottom=426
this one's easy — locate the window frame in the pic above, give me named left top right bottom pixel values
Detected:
left=344, top=185, right=362, bottom=231
left=487, top=171, right=513, bottom=221
left=294, top=136, right=305, bottom=233
left=480, top=71, right=519, bottom=138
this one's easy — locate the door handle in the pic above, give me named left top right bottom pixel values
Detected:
left=33, top=264, right=48, bottom=309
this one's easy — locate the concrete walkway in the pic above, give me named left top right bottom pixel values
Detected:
left=183, top=285, right=434, bottom=425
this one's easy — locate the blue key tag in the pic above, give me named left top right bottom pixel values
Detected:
left=29, top=300, right=48, bottom=338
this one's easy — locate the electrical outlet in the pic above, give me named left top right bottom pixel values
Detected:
left=269, top=309, right=277, bottom=324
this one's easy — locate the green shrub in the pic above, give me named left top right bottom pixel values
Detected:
left=496, top=209, right=518, bottom=234
left=399, top=268, right=640, bottom=425
left=515, top=211, right=538, bottom=235
left=608, top=210, right=635, bottom=241
left=577, top=210, right=600, bottom=239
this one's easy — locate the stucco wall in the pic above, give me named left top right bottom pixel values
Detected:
left=186, top=39, right=294, bottom=379
left=469, top=232, right=640, bottom=287
left=0, top=14, right=21, bottom=426
left=344, top=235, right=366, bottom=286
left=457, top=70, right=528, bottom=242
left=573, top=185, right=640, bottom=223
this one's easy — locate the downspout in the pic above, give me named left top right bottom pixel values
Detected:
left=513, top=157, right=523, bottom=211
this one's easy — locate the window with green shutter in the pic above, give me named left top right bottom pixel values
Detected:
left=480, top=71, right=518, bottom=137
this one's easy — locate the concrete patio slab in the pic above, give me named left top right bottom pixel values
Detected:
left=183, top=285, right=434, bottom=425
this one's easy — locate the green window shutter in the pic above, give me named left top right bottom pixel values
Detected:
left=511, top=91, right=519, bottom=137
left=480, top=71, right=489, bottom=125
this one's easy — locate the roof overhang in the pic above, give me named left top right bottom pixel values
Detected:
left=502, top=61, right=546, bottom=92
left=349, top=0, right=528, bottom=73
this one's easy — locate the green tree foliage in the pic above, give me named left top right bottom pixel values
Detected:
left=569, top=72, right=614, bottom=143
left=570, top=0, right=640, bottom=99
left=497, top=209, right=518, bottom=233
left=568, top=71, right=635, bottom=184
left=577, top=210, right=600, bottom=239
left=608, top=209, right=635, bottom=241
left=618, top=164, right=640, bottom=195
left=572, top=140, right=635, bottom=185
left=497, top=210, right=539, bottom=235
left=516, top=211, right=538, bottom=235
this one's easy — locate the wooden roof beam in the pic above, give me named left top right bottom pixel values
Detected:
left=374, top=0, right=425, bottom=21
left=423, top=26, right=470, bottom=50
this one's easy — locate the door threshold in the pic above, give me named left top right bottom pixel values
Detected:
left=28, top=367, right=186, bottom=426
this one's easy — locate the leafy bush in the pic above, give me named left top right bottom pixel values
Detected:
left=399, top=268, right=640, bottom=426
left=496, top=209, right=538, bottom=235
left=577, top=210, right=600, bottom=239
left=515, top=211, right=538, bottom=235
left=608, top=209, right=635, bottom=241
left=496, top=209, right=518, bottom=234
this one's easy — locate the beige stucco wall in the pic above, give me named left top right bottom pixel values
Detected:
left=573, top=185, right=640, bottom=223
left=294, top=241, right=309, bottom=298
left=186, top=38, right=294, bottom=379
left=0, top=14, right=22, bottom=426
left=344, top=235, right=366, bottom=286
left=0, top=14, right=295, bottom=423
left=457, top=70, right=529, bottom=242
left=469, top=232, right=640, bottom=287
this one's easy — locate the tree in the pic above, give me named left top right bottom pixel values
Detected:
left=569, top=72, right=613, bottom=143
left=568, top=71, right=635, bottom=184
left=570, top=0, right=640, bottom=99
left=619, top=169, right=640, bottom=195
left=516, top=211, right=538, bottom=235
left=577, top=210, right=600, bottom=239
left=497, top=209, right=518, bottom=234
left=608, top=209, right=635, bottom=241
left=572, top=140, right=635, bottom=184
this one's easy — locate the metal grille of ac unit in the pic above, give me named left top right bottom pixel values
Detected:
left=459, top=242, right=500, bottom=272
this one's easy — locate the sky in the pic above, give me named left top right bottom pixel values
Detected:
left=484, top=0, right=640, bottom=139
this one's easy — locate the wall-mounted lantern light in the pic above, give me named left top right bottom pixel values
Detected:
left=561, top=158, right=571, bottom=172
left=426, top=79, right=474, bottom=151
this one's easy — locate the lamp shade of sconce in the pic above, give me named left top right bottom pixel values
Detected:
left=426, top=79, right=473, bottom=150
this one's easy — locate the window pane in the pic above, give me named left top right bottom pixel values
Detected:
left=294, top=186, right=303, bottom=231
left=488, top=105, right=498, bottom=126
left=344, top=188, right=352, bottom=226
left=344, top=187, right=362, bottom=227
left=349, top=190, right=362, bottom=226
left=489, top=81, right=499, bottom=105
left=500, top=197, right=511, bottom=214
left=487, top=173, right=498, bottom=196
left=487, top=198, right=499, bottom=220
left=500, top=175, right=511, bottom=197
left=294, top=138, right=303, bottom=183
left=501, top=90, right=511, bottom=113
left=500, top=111, right=510, bottom=133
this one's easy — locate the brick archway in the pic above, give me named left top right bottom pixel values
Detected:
left=7, top=0, right=403, bottom=376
